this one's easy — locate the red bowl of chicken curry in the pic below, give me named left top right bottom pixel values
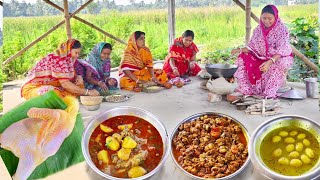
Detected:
left=82, top=106, right=169, bottom=179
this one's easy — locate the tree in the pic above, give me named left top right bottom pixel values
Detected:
left=86, top=2, right=99, bottom=14
left=130, top=0, right=136, bottom=5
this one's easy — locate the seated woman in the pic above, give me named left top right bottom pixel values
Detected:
left=75, top=42, right=118, bottom=95
left=21, top=39, right=100, bottom=100
left=119, top=31, right=169, bottom=91
left=229, top=5, right=293, bottom=100
left=163, top=30, right=201, bottom=86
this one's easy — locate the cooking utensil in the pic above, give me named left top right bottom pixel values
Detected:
left=279, top=88, right=304, bottom=100
left=82, top=106, right=169, bottom=180
left=205, top=64, right=238, bottom=78
left=170, top=112, right=250, bottom=180
left=249, top=115, right=320, bottom=180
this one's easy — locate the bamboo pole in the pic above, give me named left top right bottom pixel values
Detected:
left=64, top=0, right=72, bottom=39
left=168, top=0, right=176, bottom=47
left=233, top=0, right=319, bottom=73
left=44, top=0, right=93, bottom=17
left=72, top=0, right=93, bottom=16
left=2, top=21, right=65, bottom=66
left=292, top=47, right=319, bottom=72
left=73, top=16, right=127, bottom=44
left=2, top=0, right=100, bottom=66
left=233, top=0, right=259, bottom=22
left=245, top=0, right=251, bottom=45
left=44, top=0, right=126, bottom=45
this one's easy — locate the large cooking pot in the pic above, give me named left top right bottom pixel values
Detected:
left=205, top=64, right=238, bottom=78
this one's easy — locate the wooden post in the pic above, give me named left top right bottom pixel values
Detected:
left=64, top=0, right=72, bottom=40
left=168, top=0, right=175, bottom=48
left=72, top=0, right=93, bottom=16
left=233, top=0, right=259, bottom=23
left=44, top=0, right=126, bottom=45
left=3, top=0, right=94, bottom=66
left=245, top=0, right=251, bottom=45
left=74, top=16, right=127, bottom=45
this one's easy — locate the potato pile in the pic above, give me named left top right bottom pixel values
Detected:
left=97, top=124, right=147, bottom=178
left=271, top=130, right=315, bottom=167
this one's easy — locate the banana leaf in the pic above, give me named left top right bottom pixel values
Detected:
left=0, top=90, right=84, bottom=179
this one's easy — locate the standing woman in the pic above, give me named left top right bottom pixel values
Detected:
left=229, top=5, right=293, bottom=99
left=75, top=42, right=118, bottom=95
left=21, top=39, right=100, bottom=100
left=163, top=30, right=202, bottom=86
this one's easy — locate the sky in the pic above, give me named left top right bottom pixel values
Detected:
left=17, top=0, right=156, bottom=5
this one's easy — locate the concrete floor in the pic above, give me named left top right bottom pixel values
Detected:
left=1, top=72, right=320, bottom=180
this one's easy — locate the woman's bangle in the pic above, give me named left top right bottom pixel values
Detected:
left=136, top=78, right=140, bottom=84
left=239, top=48, right=243, bottom=53
left=270, top=58, right=276, bottom=63
left=173, top=67, right=178, bottom=70
left=85, top=89, right=89, bottom=95
left=98, top=81, right=103, bottom=85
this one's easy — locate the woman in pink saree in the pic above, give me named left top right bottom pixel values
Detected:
left=230, top=5, right=293, bottom=99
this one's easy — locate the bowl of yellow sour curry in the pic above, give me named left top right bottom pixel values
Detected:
left=249, top=116, right=320, bottom=180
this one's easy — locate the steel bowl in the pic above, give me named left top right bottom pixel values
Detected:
left=82, top=106, right=170, bottom=180
left=80, top=96, right=103, bottom=106
left=249, top=116, right=320, bottom=180
left=170, top=112, right=250, bottom=180
left=83, top=104, right=101, bottom=111
left=205, top=64, right=238, bottom=78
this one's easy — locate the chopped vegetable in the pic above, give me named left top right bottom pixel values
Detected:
left=279, top=131, right=288, bottom=137
left=118, top=124, right=133, bottom=130
left=305, top=148, right=315, bottom=158
left=122, top=136, right=137, bottom=149
left=290, top=159, right=302, bottom=167
left=272, top=148, right=282, bottom=157
left=105, top=137, right=120, bottom=151
left=117, top=148, right=132, bottom=161
left=97, top=150, right=109, bottom=164
left=128, top=166, right=147, bottom=178
left=95, top=134, right=102, bottom=142
left=100, top=124, right=113, bottom=133
left=112, top=133, right=122, bottom=142
left=210, top=127, right=221, bottom=138
left=278, top=157, right=289, bottom=165
left=272, top=135, right=281, bottom=143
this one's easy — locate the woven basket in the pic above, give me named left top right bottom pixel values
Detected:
left=80, top=96, right=103, bottom=106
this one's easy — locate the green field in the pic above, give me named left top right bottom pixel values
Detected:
left=2, top=4, right=318, bottom=81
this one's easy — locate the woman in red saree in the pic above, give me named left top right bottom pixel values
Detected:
left=229, top=5, right=293, bottom=100
left=21, top=39, right=100, bottom=100
left=163, top=30, right=201, bottom=86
